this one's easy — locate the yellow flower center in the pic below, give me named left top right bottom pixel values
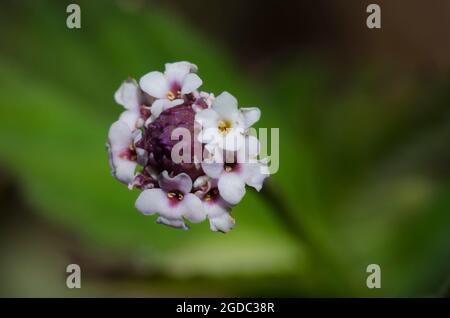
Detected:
left=167, top=191, right=184, bottom=201
left=166, top=91, right=176, bottom=100
left=166, top=90, right=181, bottom=101
left=218, top=120, right=232, bottom=134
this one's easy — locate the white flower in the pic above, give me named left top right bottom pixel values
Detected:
left=139, top=61, right=202, bottom=102
left=135, top=171, right=206, bottom=230
left=107, top=120, right=138, bottom=184
left=201, top=135, right=270, bottom=205
left=194, top=178, right=235, bottom=233
left=195, top=91, right=260, bottom=151
left=114, top=78, right=149, bottom=130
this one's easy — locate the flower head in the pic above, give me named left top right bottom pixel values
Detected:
left=107, top=62, right=271, bottom=232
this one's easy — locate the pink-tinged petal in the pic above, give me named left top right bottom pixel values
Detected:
left=201, top=161, right=224, bottom=179
left=118, top=110, right=139, bottom=131
left=112, top=157, right=137, bottom=184
left=156, top=216, right=189, bottom=230
left=195, top=108, right=220, bottom=129
left=218, top=173, right=246, bottom=205
left=114, top=78, right=141, bottom=110
left=181, top=73, right=203, bottom=95
left=139, top=71, right=169, bottom=99
left=158, top=171, right=193, bottom=194
left=240, top=107, right=261, bottom=128
left=108, top=120, right=132, bottom=152
left=212, top=91, right=239, bottom=120
left=182, top=193, right=206, bottom=223
left=135, top=188, right=169, bottom=215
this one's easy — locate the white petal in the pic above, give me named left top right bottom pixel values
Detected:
left=112, top=157, right=137, bottom=184
left=114, top=79, right=141, bottom=110
left=164, top=62, right=191, bottom=85
left=195, top=108, right=220, bottom=129
left=156, top=216, right=189, bottom=230
left=237, top=135, right=260, bottom=162
left=158, top=171, right=193, bottom=194
left=198, top=128, right=220, bottom=145
left=150, top=99, right=167, bottom=119
left=242, top=161, right=270, bottom=191
left=240, top=107, right=261, bottom=128
left=218, top=173, right=246, bottom=205
left=135, top=189, right=169, bottom=215
left=164, top=62, right=190, bottom=87
left=201, top=161, right=224, bottom=179
left=204, top=197, right=230, bottom=218
left=182, top=193, right=206, bottom=223
left=209, top=214, right=235, bottom=233
left=139, top=71, right=169, bottom=99
left=181, top=73, right=202, bottom=94
left=108, top=120, right=132, bottom=151
left=165, top=61, right=197, bottom=74
left=118, top=110, right=139, bottom=131
left=208, top=211, right=235, bottom=233
left=221, top=129, right=245, bottom=151
left=170, top=99, right=184, bottom=107
left=148, top=99, right=184, bottom=124
left=212, top=91, right=239, bottom=120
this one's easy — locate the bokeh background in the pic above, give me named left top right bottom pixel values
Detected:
left=0, top=0, right=449, bottom=297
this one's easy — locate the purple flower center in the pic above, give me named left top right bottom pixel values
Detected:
left=136, top=102, right=204, bottom=180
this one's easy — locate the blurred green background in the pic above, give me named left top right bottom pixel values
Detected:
left=0, top=0, right=449, bottom=297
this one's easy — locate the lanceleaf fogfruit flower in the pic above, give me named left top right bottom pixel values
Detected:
left=107, top=61, right=270, bottom=232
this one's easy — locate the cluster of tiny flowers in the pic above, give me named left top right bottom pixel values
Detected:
left=107, top=61, right=270, bottom=232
